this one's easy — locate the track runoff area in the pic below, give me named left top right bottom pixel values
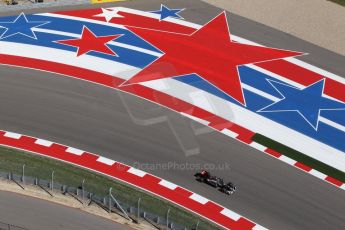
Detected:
left=0, top=2, right=344, bottom=230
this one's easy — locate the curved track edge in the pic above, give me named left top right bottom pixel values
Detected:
left=0, top=130, right=266, bottom=230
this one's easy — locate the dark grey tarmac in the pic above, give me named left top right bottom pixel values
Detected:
left=0, top=0, right=344, bottom=230
left=0, top=191, right=130, bottom=230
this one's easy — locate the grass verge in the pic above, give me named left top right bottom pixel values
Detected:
left=252, top=134, right=345, bottom=183
left=0, top=146, right=220, bottom=230
left=328, top=0, right=345, bottom=6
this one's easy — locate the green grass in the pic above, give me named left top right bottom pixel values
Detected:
left=0, top=147, right=220, bottom=230
left=328, top=0, right=345, bottom=6
left=252, top=134, right=345, bottom=183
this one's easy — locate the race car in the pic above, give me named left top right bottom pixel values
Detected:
left=219, top=182, right=237, bottom=195
left=194, top=170, right=236, bottom=195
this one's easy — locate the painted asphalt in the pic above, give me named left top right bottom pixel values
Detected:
left=0, top=191, right=130, bottom=230
left=0, top=0, right=344, bottom=230
left=1, top=65, right=345, bottom=230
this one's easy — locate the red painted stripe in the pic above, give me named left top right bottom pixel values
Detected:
left=256, top=60, right=345, bottom=102
left=208, top=116, right=234, bottom=131
left=231, top=124, right=255, bottom=144
left=0, top=131, right=259, bottom=229
left=265, top=149, right=282, bottom=158
left=53, top=9, right=344, bottom=103
left=294, top=162, right=312, bottom=172
left=325, top=176, right=343, bottom=187
left=53, top=10, right=196, bottom=34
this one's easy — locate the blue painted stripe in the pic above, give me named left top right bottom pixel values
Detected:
left=27, top=14, right=160, bottom=53
left=174, top=74, right=345, bottom=152
left=240, top=66, right=345, bottom=126
left=1, top=14, right=344, bottom=151
left=1, top=31, right=157, bottom=69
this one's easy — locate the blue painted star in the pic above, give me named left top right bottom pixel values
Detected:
left=0, top=12, right=50, bottom=40
left=258, top=79, right=345, bottom=130
left=151, top=4, right=184, bottom=21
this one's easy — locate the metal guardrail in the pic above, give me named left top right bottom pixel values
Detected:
left=0, top=170, right=204, bottom=230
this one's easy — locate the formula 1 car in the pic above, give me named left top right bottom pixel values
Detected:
left=194, top=170, right=236, bottom=195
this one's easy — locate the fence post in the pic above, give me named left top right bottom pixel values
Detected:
left=137, top=197, right=141, bottom=223
left=82, top=179, right=85, bottom=201
left=21, top=164, right=25, bottom=185
left=51, top=170, right=54, bottom=190
left=195, top=220, right=200, bottom=230
left=108, top=187, right=112, bottom=213
left=166, top=208, right=170, bottom=230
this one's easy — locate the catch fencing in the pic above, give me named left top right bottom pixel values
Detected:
left=0, top=162, right=216, bottom=230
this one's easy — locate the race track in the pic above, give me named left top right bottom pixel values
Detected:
left=0, top=191, right=129, bottom=230
left=0, top=0, right=344, bottom=230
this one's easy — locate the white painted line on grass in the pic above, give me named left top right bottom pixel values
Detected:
left=309, top=169, right=327, bottom=180
left=189, top=193, right=209, bottom=205
left=4, top=132, right=22, bottom=139
left=34, top=139, right=53, bottom=147
left=96, top=156, right=116, bottom=166
left=158, top=180, right=178, bottom=190
left=66, top=147, right=84, bottom=156
left=220, top=208, right=241, bottom=221
left=127, top=167, right=147, bottom=177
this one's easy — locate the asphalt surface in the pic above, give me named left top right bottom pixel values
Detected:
left=0, top=0, right=344, bottom=230
left=0, top=191, right=129, bottom=230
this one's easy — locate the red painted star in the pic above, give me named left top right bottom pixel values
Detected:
left=122, top=12, right=304, bottom=105
left=56, top=26, right=122, bottom=57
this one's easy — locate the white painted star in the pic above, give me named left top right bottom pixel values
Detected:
left=94, top=8, right=123, bottom=23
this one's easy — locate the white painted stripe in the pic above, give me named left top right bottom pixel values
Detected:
left=142, top=78, right=345, bottom=172
left=252, top=224, right=269, bottom=230
left=249, top=64, right=342, bottom=106
left=189, top=91, right=216, bottom=114
left=250, top=142, right=267, bottom=152
left=279, top=155, right=297, bottom=165
left=127, top=167, right=146, bottom=177
left=180, top=112, right=209, bottom=125
left=232, top=35, right=261, bottom=46
left=242, top=83, right=280, bottom=102
left=158, top=180, right=178, bottom=190
left=0, top=41, right=140, bottom=80
left=309, top=169, right=327, bottom=180
left=66, top=147, right=84, bottom=156
left=285, top=57, right=345, bottom=85
left=34, top=139, right=53, bottom=147
left=247, top=64, right=305, bottom=88
left=340, top=184, right=345, bottom=191
left=189, top=193, right=209, bottom=205
left=38, top=12, right=127, bottom=29
left=107, top=7, right=202, bottom=30
left=242, top=74, right=345, bottom=133
left=220, top=208, right=241, bottom=221
left=43, top=9, right=345, bottom=85
left=4, top=132, right=22, bottom=139
left=96, top=156, right=116, bottom=166
left=319, top=117, right=345, bottom=133
left=231, top=35, right=345, bottom=85
left=221, top=129, right=239, bottom=138
left=33, top=28, right=162, bottom=57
